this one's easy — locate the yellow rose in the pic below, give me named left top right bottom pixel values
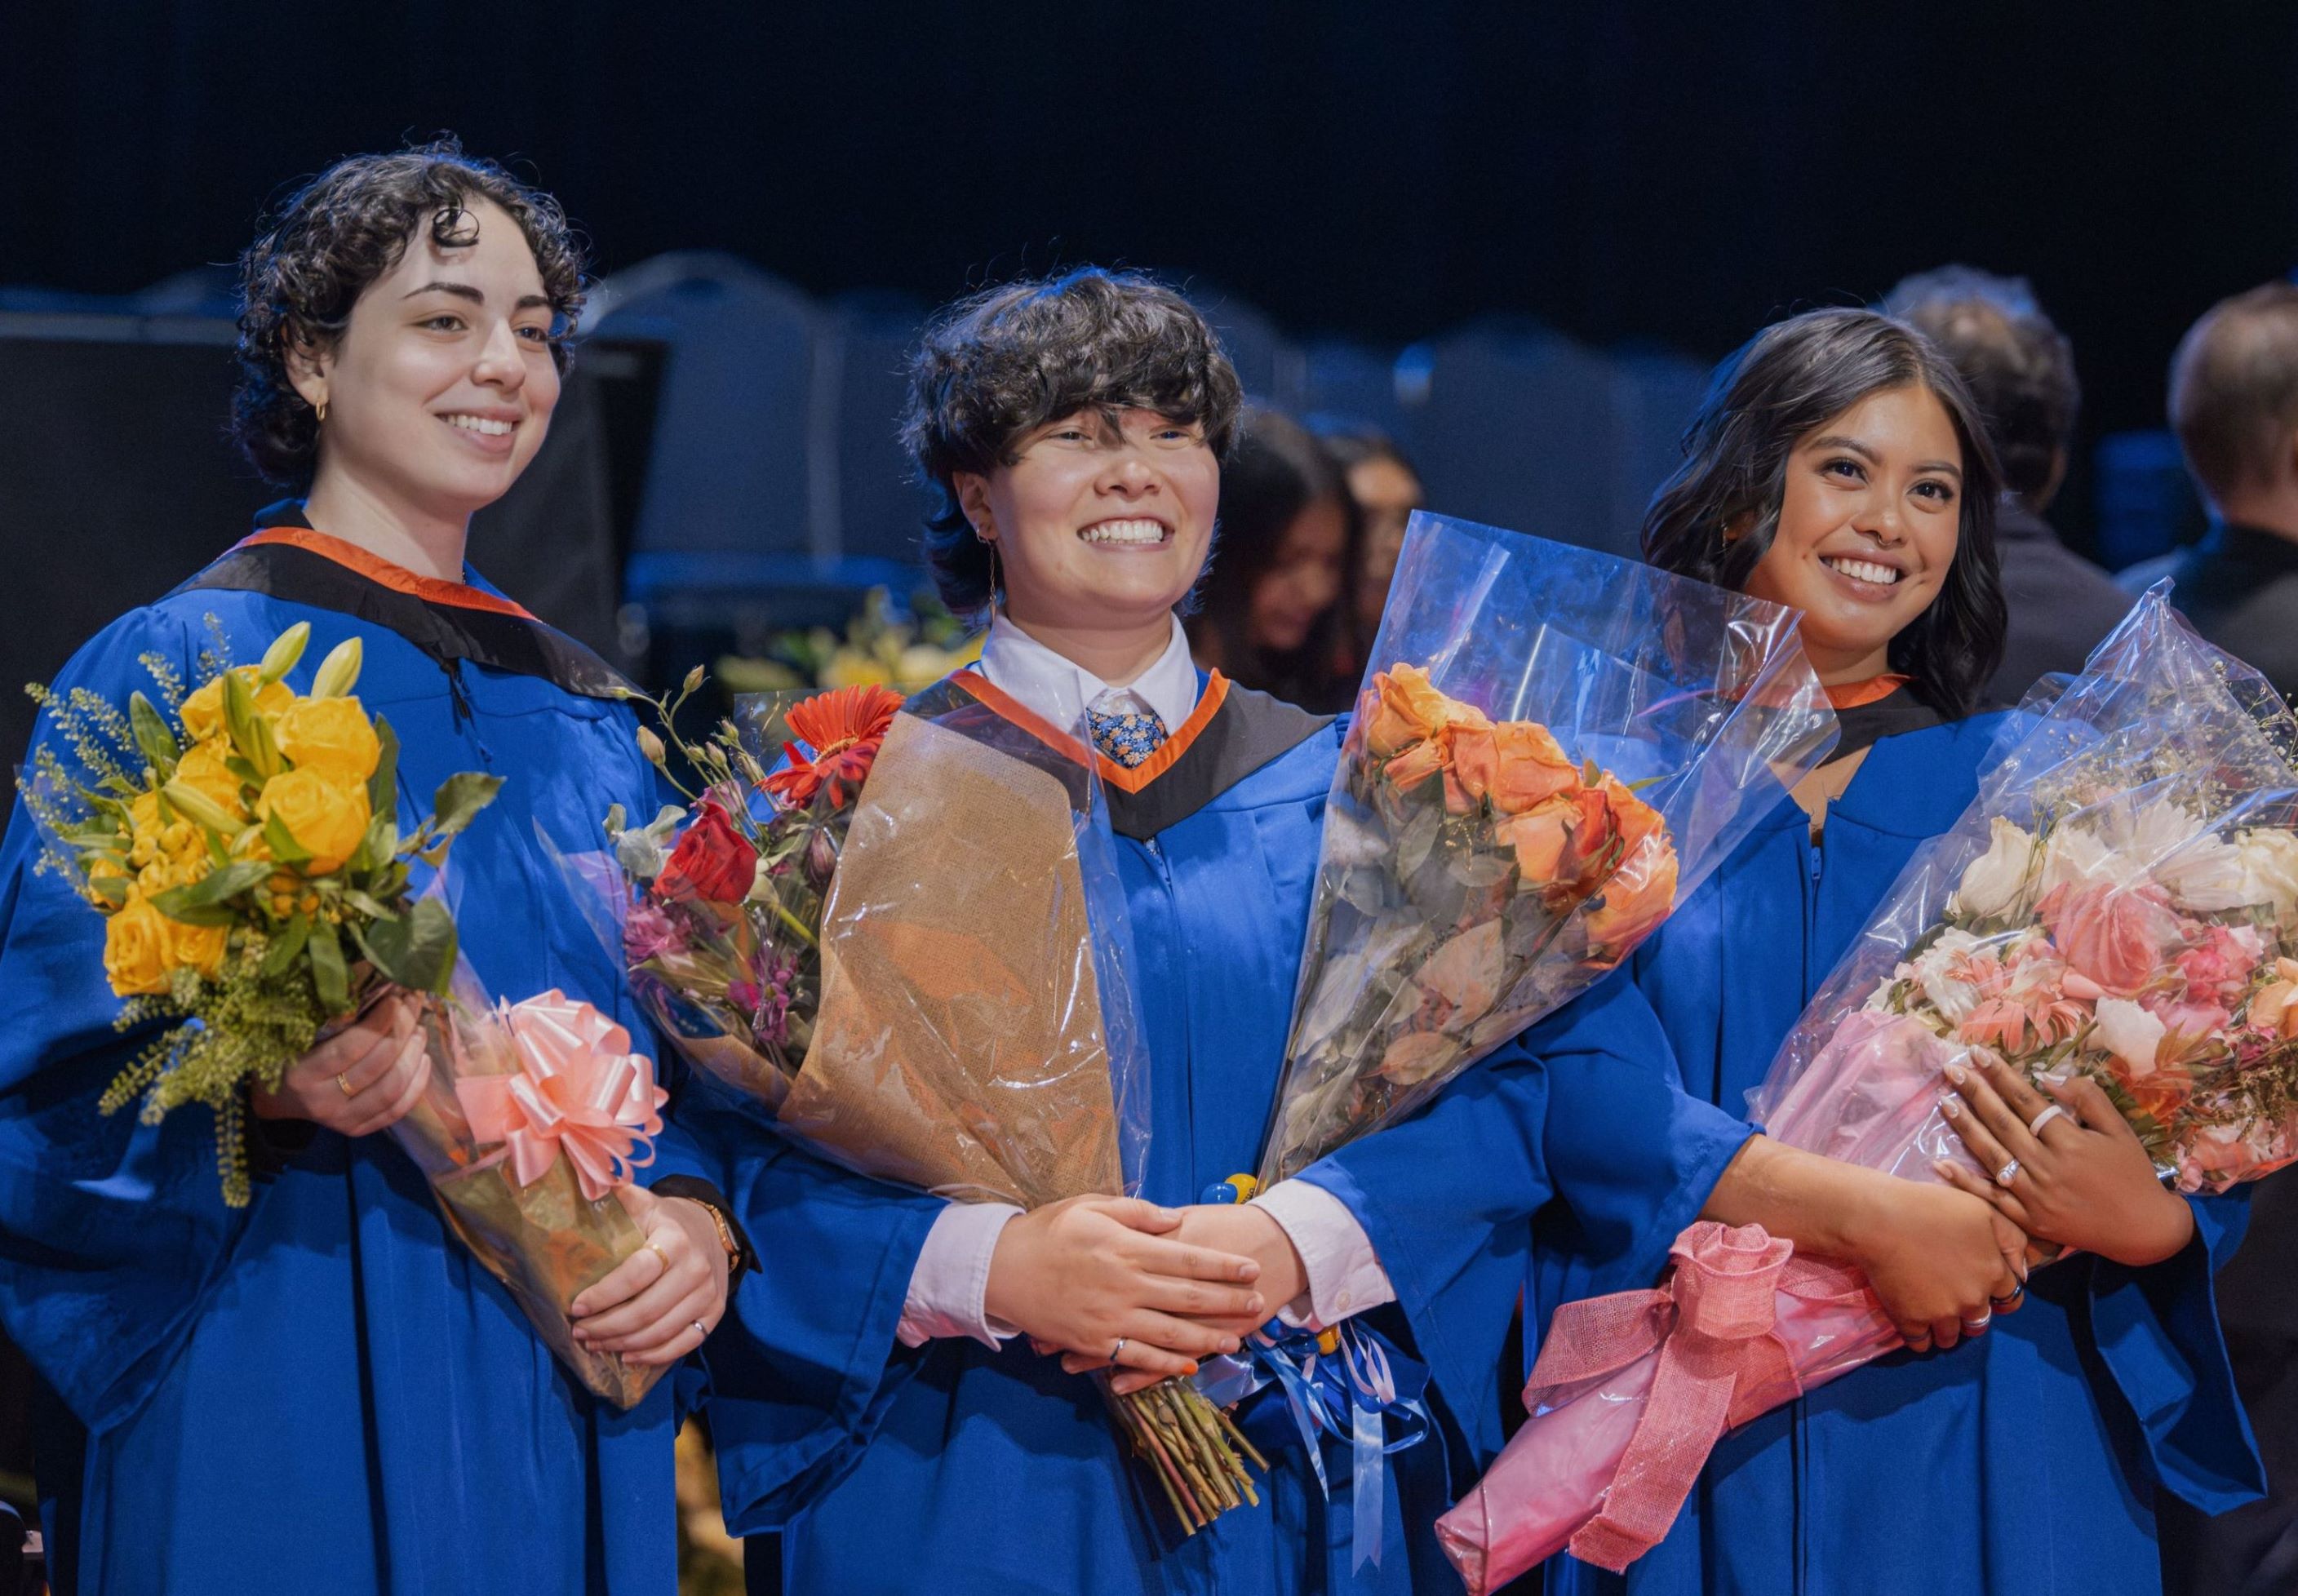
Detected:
left=180, top=667, right=294, bottom=743
left=136, top=850, right=213, bottom=897
left=159, top=913, right=228, bottom=981
left=125, top=791, right=164, bottom=867
left=103, top=894, right=173, bottom=995
left=258, top=769, right=370, bottom=873
left=172, top=738, right=251, bottom=823
left=273, top=695, right=381, bottom=785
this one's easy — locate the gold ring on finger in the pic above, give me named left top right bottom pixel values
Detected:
left=646, top=1240, right=672, bottom=1270
left=337, top=1071, right=355, bottom=1097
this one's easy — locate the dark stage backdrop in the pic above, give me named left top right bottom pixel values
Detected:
left=4, top=1, right=2296, bottom=446
left=0, top=321, right=637, bottom=791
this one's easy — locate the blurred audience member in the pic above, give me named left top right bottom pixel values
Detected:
left=1311, top=418, right=1425, bottom=664
left=1188, top=407, right=1360, bottom=712
left=1883, top=266, right=2127, bottom=699
left=2120, top=281, right=2298, bottom=697
left=2139, top=279, right=2298, bottom=1596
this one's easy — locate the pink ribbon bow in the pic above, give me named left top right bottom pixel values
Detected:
left=1525, top=1221, right=1862, bottom=1572
left=454, top=991, right=668, bottom=1201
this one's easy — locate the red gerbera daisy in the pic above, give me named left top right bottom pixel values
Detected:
left=761, top=684, right=905, bottom=810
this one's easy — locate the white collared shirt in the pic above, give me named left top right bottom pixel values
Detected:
left=976, top=609, right=1202, bottom=738
left=894, top=611, right=1393, bottom=1348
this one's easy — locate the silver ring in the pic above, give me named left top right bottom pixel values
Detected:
left=1962, top=1310, right=1993, bottom=1333
left=1991, top=1282, right=2025, bottom=1310
left=690, top=1318, right=708, bottom=1341
left=1995, top=1157, right=2022, bottom=1188
left=2028, top=1104, right=2068, bottom=1137
left=1111, top=1337, right=1129, bottom=1362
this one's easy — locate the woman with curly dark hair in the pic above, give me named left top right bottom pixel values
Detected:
left=0, top=141, right=758, bottom=1593
left=1525, top=309, right=2259, bottom=1595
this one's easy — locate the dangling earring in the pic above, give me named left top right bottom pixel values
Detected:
left=977, top=527, right=1003, bottom=608
left=315, top=397, right=329, bottom=425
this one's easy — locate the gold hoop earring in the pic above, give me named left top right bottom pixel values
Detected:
left=315, top=399, right=328, bottom=425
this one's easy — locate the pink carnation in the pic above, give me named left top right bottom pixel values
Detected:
left=623, top=901, right=687, bottom=964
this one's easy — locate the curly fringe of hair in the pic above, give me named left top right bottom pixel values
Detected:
left=233, top=136, right=586, bottom=490
left=903, top=268, right=1244, bottom=614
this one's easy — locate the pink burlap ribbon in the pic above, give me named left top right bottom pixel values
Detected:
left=1525, top=1220, right=1865, bottom=1572
left=455, top=991, right=668, bottom=1201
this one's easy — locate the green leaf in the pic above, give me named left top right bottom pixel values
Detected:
left=263, top=813, right=314, bottom=866
left=341, top=889, right=397, bottom=920
left=89, top=875, right=130, bottom=907
left=426, top=771, right=503, bottom=841
left=348, top=811, right=395, bottom=874
left=261, top=912, right=312, bottom=977
left=368, top=716, right=400, bottom=817
left=143, top=898, right=240, bottom=928
left=127, top=693, right=181, bottom=775
left=353, top=897, right=457, bottom=995
left=150, top=859, right=271, bottom=914
left=308, top=917, right=349, bottom=1014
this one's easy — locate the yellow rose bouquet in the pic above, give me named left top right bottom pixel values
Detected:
left=20, top=620, right=498, bottom=1205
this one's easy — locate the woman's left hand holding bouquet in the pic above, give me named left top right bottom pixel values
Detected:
left=249, top=989, right=432, bottom=1137
left=1935, top=1054, right=2196, bottom=1267
left=566, top=1186, right=731, bottom=1368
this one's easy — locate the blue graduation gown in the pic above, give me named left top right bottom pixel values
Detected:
left=710, top=676, right=1752, bottom=1595
left=0, top=528, right=726, bottom=1594
left=1533, top=716, right=2265, bottom=1596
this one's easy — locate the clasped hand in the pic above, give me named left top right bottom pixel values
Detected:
left=986, top=1197, right=1308, bottom=1395
left=1933, top=1053, right=2194, bottom=1267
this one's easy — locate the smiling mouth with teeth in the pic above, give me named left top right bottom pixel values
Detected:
left=442, top=414, right=517, bottom=437
left=1077, top=517, right=1171, bottom=547
left=1822, top=556, right=1903, bottom=586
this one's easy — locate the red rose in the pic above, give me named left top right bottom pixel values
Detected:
left=656, top=800, right=757, bottom=903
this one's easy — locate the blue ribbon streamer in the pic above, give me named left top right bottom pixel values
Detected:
left=1196, top=1319, right=1432, bottom=1572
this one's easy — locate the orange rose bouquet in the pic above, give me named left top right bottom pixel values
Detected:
left=19, top=620, right=496, bottom=1204
left=1254, top=513, right=1836, bottom=1183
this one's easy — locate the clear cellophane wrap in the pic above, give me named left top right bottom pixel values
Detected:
left=388, top=957, right=666, bottom=1411
left=1258, top=510, right=1837, bottom=1185
left=1437, top=586, right=2298, bottom=1588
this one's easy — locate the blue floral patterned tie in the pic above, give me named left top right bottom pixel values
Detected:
left=1086, top=700, right=1170, bottom=769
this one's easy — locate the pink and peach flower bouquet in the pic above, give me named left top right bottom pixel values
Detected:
left=1439, top=586, right=2298, bottom=1589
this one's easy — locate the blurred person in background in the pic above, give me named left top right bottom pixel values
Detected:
left=1187, top=407, right=1360, bottom=712
left=2121, top=281, right=2298, bottom=697
left=2138, top=279, right=2298, bottom=1596
left=1310, top=418, right=1425, bottom=673
left=1882, top=266, right=2130, bottom=700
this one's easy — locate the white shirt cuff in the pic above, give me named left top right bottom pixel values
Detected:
left=896, top=1200, right=1024, bottom=1350
left=1250, top=1179, right=1395, bottom=1332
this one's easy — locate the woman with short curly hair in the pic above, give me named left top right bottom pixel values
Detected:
left=0, top=140, right=755, bottom=1594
